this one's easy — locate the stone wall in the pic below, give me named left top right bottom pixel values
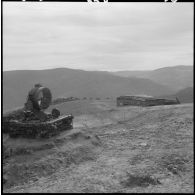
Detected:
left=117, top=96, right=180, bottom=107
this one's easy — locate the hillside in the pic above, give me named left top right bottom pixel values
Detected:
left=112, top=66, right=193, bottom=91
left=174, top=87, right=193, bottom=103
left=158, top=87, right=193, bottom=103
left=3, top=68, right=174, bottom=112
left=3, top=100, right=193, bottom=193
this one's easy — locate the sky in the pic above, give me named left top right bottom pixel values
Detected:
left=3, top=2, right=194, bottom=71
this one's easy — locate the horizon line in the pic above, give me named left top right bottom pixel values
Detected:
left=2, top=65, right=193, bottom=72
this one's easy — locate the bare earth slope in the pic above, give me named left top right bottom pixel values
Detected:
left=3, top=100, right=194, bottom=193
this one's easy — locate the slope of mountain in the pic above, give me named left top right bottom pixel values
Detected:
left=3, top=68, right=174, bottom=112
left=3, top=102, right=193, bottom=193
left=158, top=87, right=193, bottom=103
left=112, top=66, right=193, bottom=91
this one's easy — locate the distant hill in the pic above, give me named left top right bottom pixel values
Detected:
left=3, top=68, right=174, bottom=112
left=175, top=87, right=194, bottom=103
left=157, top=87, right=193, bottom=103
left=112, top=66, right=193, bottom=91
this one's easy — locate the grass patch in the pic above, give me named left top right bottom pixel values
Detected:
left=122, top=172, right=161, bottom=188
left=157, top=153, right=191, bottom=176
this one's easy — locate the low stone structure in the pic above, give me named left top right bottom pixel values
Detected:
left=52, top=97, right=79, bottom=105
left=3, top=85, right=74, bottom=138
left=117, top=95, right=180, bottom=107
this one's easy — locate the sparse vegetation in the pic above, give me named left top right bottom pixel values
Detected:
left=3, top=100, right=193, bottom=193
left=122, top=173, right=161, bottom=188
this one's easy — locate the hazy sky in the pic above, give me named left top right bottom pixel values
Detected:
left=3, top=2, right=193, bottom=71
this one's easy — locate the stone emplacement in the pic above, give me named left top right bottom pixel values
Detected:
left=117, top=95, right=180, bottom=107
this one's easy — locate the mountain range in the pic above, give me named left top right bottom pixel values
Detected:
left=111, top=65, right=193, bottom=91
left=3, top=65, right=193, bottom=112
left=158, top=87, right=193, bottom=104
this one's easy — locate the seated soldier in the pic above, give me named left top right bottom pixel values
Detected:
left=25, top=83, right=43, bottom=111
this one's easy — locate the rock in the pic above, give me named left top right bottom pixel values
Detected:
left=140, top=142, right=147, bottom=147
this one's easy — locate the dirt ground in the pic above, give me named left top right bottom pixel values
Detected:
left=3, top=100, right=194, bottom=193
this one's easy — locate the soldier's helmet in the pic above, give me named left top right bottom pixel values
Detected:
left=34, top=83, right=42, bottom=88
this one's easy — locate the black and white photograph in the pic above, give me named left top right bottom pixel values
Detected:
left=2, top=1, right=194, bottom=193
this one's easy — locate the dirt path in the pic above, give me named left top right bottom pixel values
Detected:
left=3, top=103, right=194, bottom=193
